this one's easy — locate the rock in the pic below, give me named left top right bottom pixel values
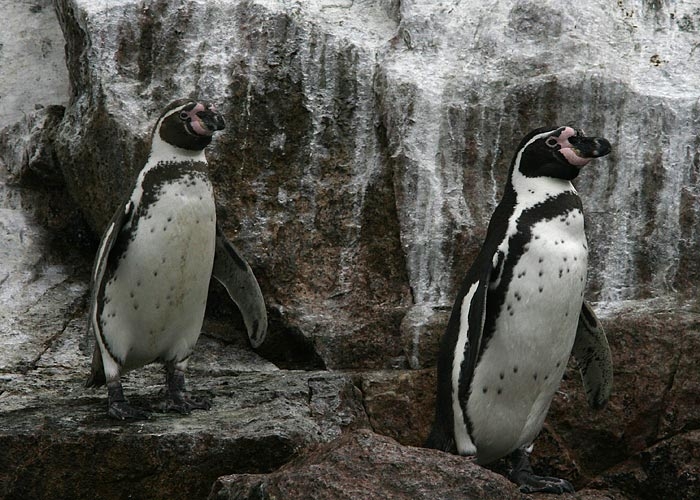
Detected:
left=51, top=0, right=700, bottom=372
left=209, top=429, right=525, bottom=500
left=2, top=1, right=700, bottom=499
left=531, top=300, right=700, bottom=499
left=0, top=105, right=65, bottom=186
left=0, top=355, right=368, bottom=500
left=0, top=0, right=69, bottom=124
left=590, top=431, right=700, bottom=500
left=355, top=369, right=435, bottom=447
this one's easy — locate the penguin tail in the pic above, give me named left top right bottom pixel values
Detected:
left=85, top=345, right=106, bottom=388
left=424, top=424, right=457, bottom=454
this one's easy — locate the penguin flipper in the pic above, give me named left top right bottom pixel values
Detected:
left=212, top=225, right=268, bottom=348
left=572, top=300, right=613, bottom=409
left=427, top=259, right=492, bottom=454
left=85, top=344, right=106, bottom=388
left=85, top=199, right=134, bottom=388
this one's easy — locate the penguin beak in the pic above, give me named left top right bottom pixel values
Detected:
left=196, top=106, right=226, bottom=135
left=567, top=135, right=612, bottom=160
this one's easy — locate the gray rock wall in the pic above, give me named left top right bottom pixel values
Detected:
left=50, top=0, right=700, bottom=370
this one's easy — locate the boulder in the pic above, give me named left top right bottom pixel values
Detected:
left=209, top=429, right=526, bottom=500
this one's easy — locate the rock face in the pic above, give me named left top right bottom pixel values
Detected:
left=51, top=0, right=700, bottom=371
left=1, top=0, right=700, bottom=499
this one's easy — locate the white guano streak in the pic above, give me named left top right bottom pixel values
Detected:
left=452, top=281, right=479, bottom=455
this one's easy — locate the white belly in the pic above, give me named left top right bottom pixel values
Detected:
left=100, top=178, right=216, bottom=371
left=468, top=210, right=587, bottom=463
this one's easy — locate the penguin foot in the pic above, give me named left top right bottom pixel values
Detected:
left=160, top=364, right=211, bottom=414
left=508, top=447, right=574, bottom=495
left=513, top=473, right=574, bottom=494
left=108, top=400, right=152, bottom=421
left=106, top=381, right=151, bottom=421
left=159, top=392, right=211, bottom=414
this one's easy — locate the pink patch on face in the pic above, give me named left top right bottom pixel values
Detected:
left=555, top=126, right=590, bottom=167
left=185, top=103, right=213, bottom=137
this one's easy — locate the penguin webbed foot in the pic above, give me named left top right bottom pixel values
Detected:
left=159, top=392, right=212, bottom=414
left=106, top=381, right=151, bottom=421
left=508, top=447, right=574, bottom=495
left=158, top=364, right=211, bottom=414
left=108, top=400, right=152, bottom=421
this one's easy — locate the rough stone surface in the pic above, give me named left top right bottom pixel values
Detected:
left=50, top=0, right=700, bottom=371
left=1, top=1, right=700, bottom=500
left=209, top=429, right=526, bottom=500
left=0, top=353, right=368, bottom=500
left=0, top=0, right=69, bottom=124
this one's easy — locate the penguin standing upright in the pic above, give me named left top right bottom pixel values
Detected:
left=426, top=126, right=614, bottom=493
left=86, top=99, right=268, bottom=420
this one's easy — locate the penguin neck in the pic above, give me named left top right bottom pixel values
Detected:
left=508, top=167, right=577, bottom=211
left=495, top=169, right=580, bottom=266
left=129, top=136, right=209, bottom=208
left=145, top=135, right=208, bottom=169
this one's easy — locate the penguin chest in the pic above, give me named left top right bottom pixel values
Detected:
left=469, top=209, right=587, bottom=463
left=100, top=176, right=216, bottom=369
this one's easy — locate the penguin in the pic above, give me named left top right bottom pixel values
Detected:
left=86, top=99, right=268, bottom=420
left=426, top=126, right=614, bottom=493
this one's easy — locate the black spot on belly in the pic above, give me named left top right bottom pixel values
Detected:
left=167, top=216, right=172, bottom=222
left=133, top=303, right=139, bottom=310
left=538, top=270, right=543, bottom=277
left=150, top=227, right=155, bottom=233
left=499, top=372, right=505, bottom=380
left=533, top=373, right=538, bottom=381
left=513, top=366, right=518, bottom=373
left=559, top=269, right=563, bottom=278
left=482, top=387, right=488, bottom=394
left=154, top=271, right=158, bottom=277
left=129, top=291, right=134, bottom=298
left=497, top=388, right=502, bottom=395
left=556, top=361, right=561, bottom=368
left=538, top=257, right=544, bottom=263
left=136, top=280, right=141, bottom=287
left=539, top=286, right=544, bottom=293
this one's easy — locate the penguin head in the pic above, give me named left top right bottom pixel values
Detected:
left=513, top=126, right=611, bottom=181
left=154, top=99, right=226, bottom=151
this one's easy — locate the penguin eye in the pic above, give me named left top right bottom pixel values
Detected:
left=545, top=137, right=558, bottom=148
left=179, top=111, right=189, bottom=120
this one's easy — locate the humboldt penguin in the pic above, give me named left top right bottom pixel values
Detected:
left=426, top=126, right=613, bottom=493
left=86, top=99, right=267, bottom=420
